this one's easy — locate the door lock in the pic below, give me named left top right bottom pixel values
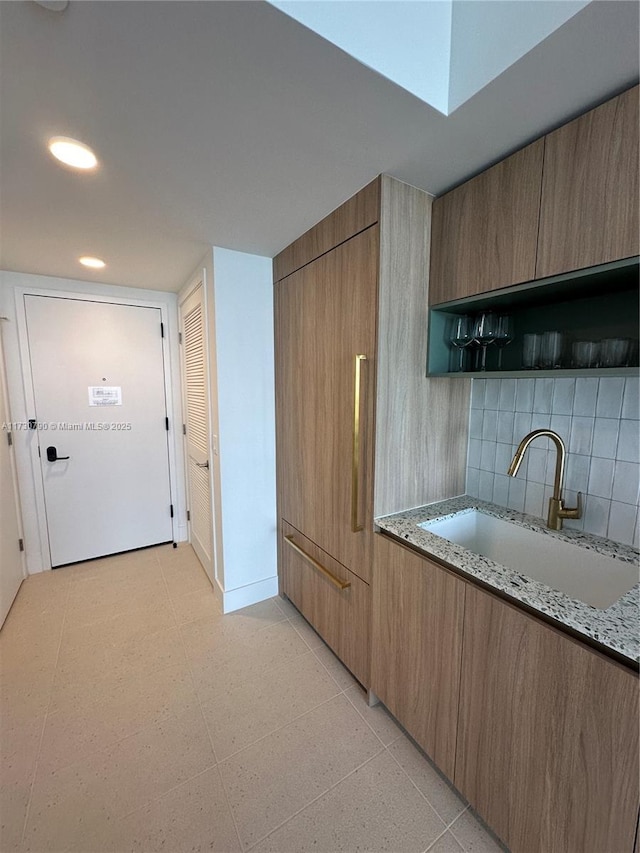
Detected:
left=46, top=446, right=70, bottom=462
left=195, top=460, right=209, bottom=469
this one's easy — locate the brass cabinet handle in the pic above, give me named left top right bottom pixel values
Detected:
left=284, top=534, right=351, bottom=591
left=351, top=354, right=367, bottom=533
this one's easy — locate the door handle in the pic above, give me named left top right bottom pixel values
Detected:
left=46, top=446, right=70, bottom=462
left=195, top=460, right=209, bottom=469
left=351, top=354, right=367, bottom=532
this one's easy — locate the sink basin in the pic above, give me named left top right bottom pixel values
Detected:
left=419, top=510, right=639, bottom=609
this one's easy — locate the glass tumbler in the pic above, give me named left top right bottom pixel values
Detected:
left=572, top=340, right=600, bottom=368
left=600, top=338, right=631, bottom=368
left=522, top=333, right=542, bottom=369
left=540, top=331, right=564, bottom=369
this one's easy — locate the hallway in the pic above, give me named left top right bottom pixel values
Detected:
left=0, top=545, right=501, bottom=852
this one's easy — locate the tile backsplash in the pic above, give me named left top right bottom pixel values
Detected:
left=466, top=376, right=640, bottom=547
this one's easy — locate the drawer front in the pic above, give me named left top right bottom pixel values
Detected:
left=281, top=521, right=370, bottom=687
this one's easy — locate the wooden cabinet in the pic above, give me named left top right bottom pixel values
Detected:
left=371, top=534, right=465, bottom=779
left=282, top=522, right=370, bottom=686
left=536, top=85, right=639, bottom=278
left=274, top=176, right=470, bottom=685
left=429, top=140, right=544, bottom=304
left=455, top=584, right=640, bottom=853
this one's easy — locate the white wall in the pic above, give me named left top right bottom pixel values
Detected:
left=467, top=376, right=640, bottom=546
left=0, top=270, right=187, bottom=573
left=210, top=247, right=277, bottom=611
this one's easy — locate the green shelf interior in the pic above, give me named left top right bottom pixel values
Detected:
left=427, top=257, right=640, bottom=376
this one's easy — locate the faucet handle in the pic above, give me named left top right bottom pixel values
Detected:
left=559, top=491, right=582, bottom=520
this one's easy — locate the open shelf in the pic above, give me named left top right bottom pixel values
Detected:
left=427, top=257, right=639, bottom=377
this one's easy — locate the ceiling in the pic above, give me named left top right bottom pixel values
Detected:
left=0, top=0, right=638, bottom=292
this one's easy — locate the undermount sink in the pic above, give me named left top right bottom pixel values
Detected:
left=419, top=510, right=639, bottom=610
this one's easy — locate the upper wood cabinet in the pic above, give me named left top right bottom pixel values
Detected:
left=536, top=85, right=639, bottom=278
left=371, top=534, right=465, bottom=780
left=429, top=140, right=544, bottom=305
left=455, top=584, right=640, bottom=853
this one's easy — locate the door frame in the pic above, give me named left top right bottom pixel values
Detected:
left=178, top=268, right=217, bottom=583
left=12, top=284, right=182, bottom=571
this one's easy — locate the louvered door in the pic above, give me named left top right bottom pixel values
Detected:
left=179, top=282, right=214, bottom=582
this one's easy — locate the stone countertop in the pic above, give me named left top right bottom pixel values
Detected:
left=376, top=496, right=640, bottom=664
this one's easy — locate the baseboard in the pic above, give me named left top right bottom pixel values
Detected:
left=222, top=575, right=279, bottom=613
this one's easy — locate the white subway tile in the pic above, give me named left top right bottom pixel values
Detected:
left=524, top=481, right=545, bottom=519
left=466, top=467, right=480, bottom=498
left=572, top=378, right=599, bottom=417
left=596, top=377, right=625, bottom=419
left=493, top=474, right=510, bottom=507
left=485, top=379, right=500, bottom=409
left=607, top=501, right=637, bottom=546
left=591, top=418, right=620, bottom=459
left=515, top=379, right=535, bottom=413
left=499, top=378, right=516, bottom=411
left=468, top=438, right=482, bottom=469
left=527, top=447, right=548, bottom=484
left=470, top=379, right=486, bottom=410
left=612, top=461, right=640, bottom=505
left=583, top=495, right=611, bottom=538
left=569, top=416, right=594, bottom=455
left=480, top=440, right=497, bottom=472
left=617, top=419, right=640, bottom=464
left=478, top=470, right=495, bottom=502
left=565, top=453, right=590, bottom=494
left=482, top=409, right=498, bottom=441
left=496, top=410, right=515, bottom=445
left=507, top=477, right=526, bottom=512
left=550, top=413, right=572, bottom=441
left=551, top=379, right=575, bottom=415
left=531, top=412, right=551, bottom=431
left=634, top=508, right=640, bottom=548
left=533, top=378, right=554, bottom=414
left=514, top=411, right=532, bottom=440
left=621, top=378, right=640, bottom=420
left=587, top=457, right=615, bottom=500
left=469, top=408, right=484, bottom=440
left=494, top=442, right=513, bottom=474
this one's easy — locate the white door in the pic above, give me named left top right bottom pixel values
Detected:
left=25, top=296, right=173, bottom=567
left=0, top=322, right=25, bottom=625
left=179, top=283, right=214, bottom=582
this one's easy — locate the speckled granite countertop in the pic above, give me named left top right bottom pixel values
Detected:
left=376, top=496, right=640, bottom=664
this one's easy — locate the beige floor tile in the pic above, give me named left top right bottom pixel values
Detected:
left=62, top=548, right=161, bottom=582
left=251, top=750, right=447, bottom=853
left=200, top=650, right=340, bottom=760
left=112, top=766, right=241, bottom=853
left=64, top=581, right=170, bottom=630
left=51, top=625, right=187, bottom=714
left=0, top=782, right=30, bottom=852
left=428, top=830, right=466, bottom=852
left=289, top=614, right=325, bottom=649
left=449, top=809, right=507, bottom=852
left=389, top=736, right=467, bottom=826
left=171, top=586, right=222, bottom=625
left=0, top=662, right=55, bottom=725
left=59, top=598, right=176, bottom=652
left=25, top=706, right=216, bottom=852
left=219, top=693, right=382, bottom=849
left=272, top=595, right=299, bottom=619
left=0, top=714, right=44, bottom=850
left=311, top=642, right=360, bottom=691
left=344, top=685, right=403, bottom=746
left=39, top=663, right=199, bottom=773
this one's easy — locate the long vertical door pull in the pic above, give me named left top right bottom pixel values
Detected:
left=351, top=354, right=367, bottom=533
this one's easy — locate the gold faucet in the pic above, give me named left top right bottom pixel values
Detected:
left=507, top=429, right=582, bottom=530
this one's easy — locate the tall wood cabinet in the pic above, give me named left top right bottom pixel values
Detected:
left=274, top=176, right=470, bottom=686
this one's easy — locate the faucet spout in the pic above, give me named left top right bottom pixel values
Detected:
left=507, top=429, right=581, bottom=530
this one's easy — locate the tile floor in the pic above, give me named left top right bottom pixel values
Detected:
left=0, top=544, right=505, bottom=853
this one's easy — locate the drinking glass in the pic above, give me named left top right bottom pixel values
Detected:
left=473, top=311, right=498, bottom=371
left=572, top=340, right=600, bottom=368
left=494, top=314, right=514, bottom=369
left=601, top=338, right=631, bottom=368
left=449, top=315, right=474, bottom=372
left=522, top=333, right=542, bottom=369
left=540, top=331, right=564, bottom=369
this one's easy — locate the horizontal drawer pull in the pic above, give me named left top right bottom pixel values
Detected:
left=284, top=534, right=351, bottom=591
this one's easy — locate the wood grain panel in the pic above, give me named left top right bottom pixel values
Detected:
left=375, top=176, right=469, bottom=516
left=429, top=139, right=544, bottom=304
left=273, top=178, right=380, bottom=282
left=281, top=521, right=370, bottom=687
left=274, top=225, right=378, bottom=583
left=455, top=584, right=640, bottom=853
left=371, top=535, right=465, bottom=780
left=536, top=85, right=639, bottom=278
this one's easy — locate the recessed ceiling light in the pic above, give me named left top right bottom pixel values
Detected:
left=48, top=137, right=98, bottom=170
left=79, top=256, right=106, bottom=269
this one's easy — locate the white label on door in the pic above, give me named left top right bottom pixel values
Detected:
left=88, top=386, right=122, bottom=406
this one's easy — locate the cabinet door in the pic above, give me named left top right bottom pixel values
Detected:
left=371, top=535, right=465, bottom=780
left=455, top=585, right=639, bottom=853
left=429, top=140, right=543, bottom=305
left=274, top=226, right=378, bottom=583
left=282, top=522, right=370, bottom=686
left=536, top=85, right=639, bottom=278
